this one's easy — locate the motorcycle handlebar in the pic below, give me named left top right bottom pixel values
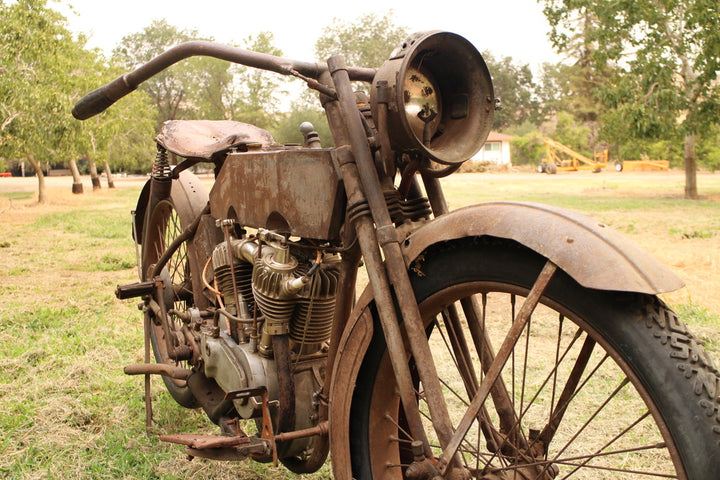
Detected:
left=72, top=74, right=135, bottom=120
left=73, top=40, right=377, bottom=120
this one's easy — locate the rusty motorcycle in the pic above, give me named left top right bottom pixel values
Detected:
left=73, top=31, right=720, bottom=479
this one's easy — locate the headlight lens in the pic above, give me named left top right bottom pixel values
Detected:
left=403, top=65, right=441, bottom=145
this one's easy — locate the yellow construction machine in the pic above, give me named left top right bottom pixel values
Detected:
left=538, top=138, right=671, bottom=173
left=538, top=138, right=608, bottom=174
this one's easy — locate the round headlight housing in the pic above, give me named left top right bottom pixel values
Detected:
left=371, top=31, right=494, bottom=165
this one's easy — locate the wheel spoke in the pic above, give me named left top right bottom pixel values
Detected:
left=358, top=240, right=692, bottom=479
left=438, top=261, right=558, bottom=473
left=537, top=334, right=597, bottom=450
left=492, top=442, right=677, bottom=478
left=540, top=376, right=631, bottom=478
left=459, top=294, right=520, bottom=437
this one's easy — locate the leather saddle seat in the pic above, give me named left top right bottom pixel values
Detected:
left=155, top=119, right=279, bottom=160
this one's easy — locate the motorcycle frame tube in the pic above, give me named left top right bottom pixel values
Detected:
left=324, top=135, right=430, bottom=454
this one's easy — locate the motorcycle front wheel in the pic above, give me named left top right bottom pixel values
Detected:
left=350, top=237, right=720, bottom=479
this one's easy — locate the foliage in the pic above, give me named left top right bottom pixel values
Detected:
left=272, top=104, right=333, bottom=147
left=507, top=112, right=593, bottom=166
left=314, top=11, right=408, bottom=68
left=509, top=129, right=545, bottom=166
left=542, top=0, right=720, bottom=198
left=231, top=32, right=287, bottom=131
left=551, top=111, right=592, bottom=157
left=482, top=51, right=538, bottom=131
left=536, top=11, right=609, bottom=125
left=0, top=0, right=83, bottom=166
left=113, top=20, right=221, bottom=129
left=0, top=0, right=156, bottom=189
left=113, top=22, right=286, bottom=133
left=697, top=125, right=720, bottom=172
left=536, top=61, right=605, bottom=130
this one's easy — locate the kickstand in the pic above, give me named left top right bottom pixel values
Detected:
left=143, top=306, right=153, bottom=431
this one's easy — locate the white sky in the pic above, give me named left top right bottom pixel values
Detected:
left=56, top=0, right=562, bottom=69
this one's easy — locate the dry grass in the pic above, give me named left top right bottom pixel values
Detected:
left=1, top=169, right=718, bottom=479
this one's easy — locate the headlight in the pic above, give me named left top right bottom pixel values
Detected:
left=371, top=31, right=494, bottom=165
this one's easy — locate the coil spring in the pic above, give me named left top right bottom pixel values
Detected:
left=347, top=189, right=431, bottom=224
left=152, top=145, right=172, bottom=179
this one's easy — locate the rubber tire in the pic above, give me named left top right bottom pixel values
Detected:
left=141, top=183, right=200, bottom=409
left=349, top=237, right=720, bottom=479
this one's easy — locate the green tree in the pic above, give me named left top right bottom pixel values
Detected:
left=272, top=103, right=332, bottom=147
left=508, top=121, right=545, bottom=165
left=697, top=126, right=720, bottom=172
left=552, top=111, right=592, bottom=157
left=314, top=11, right=408, bottom=67
left=0, top=0, right=92, bottom=201
left=307, top=11, right=407, bottom=142
left=542, top=0, right=720, bottom=199
left=231, top=32, right=286, bottom=130
left=113, top=23, right=284, bottom=130
left=113, top=20, right=231, bottom=129
left=79, top=75, right=156, bottom=175
left=482, top=51, right=538, bottom=131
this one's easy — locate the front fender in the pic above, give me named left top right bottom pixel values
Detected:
left=403, top=201, right=683, bottom=295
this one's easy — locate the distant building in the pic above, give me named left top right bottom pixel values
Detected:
left=476, top=131, right=514, bottom=165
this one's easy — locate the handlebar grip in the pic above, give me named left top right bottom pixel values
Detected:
left=72, top=75, right=135, bottom=120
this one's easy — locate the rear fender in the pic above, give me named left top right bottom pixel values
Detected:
left=133, top=170, right=209, bottom=245
left=134, top=171, right=217, bottom=308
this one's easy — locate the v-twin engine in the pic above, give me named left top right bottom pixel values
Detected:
left=201, top=228, right=339, bottom=452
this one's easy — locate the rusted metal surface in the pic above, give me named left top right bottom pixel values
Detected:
left=370, top=31, right=494, bottom=165
left=402, top=201, right=684, bottom=294
left=123, top=363, right=192, bottom=379
left=328, top=301, right=375, bottom=480
left=156, top=120, right=278, bottom=160
left=438, top=261, right=557, bottom=475
left=161, top=432, right=269, bottom=461
left=72, top=41, right=376, bottom=120
left=210, top=149, right=345, bottom=240
left=331, top=53, right=457, bottom=457
left=327, top=129, right=433, bottom=461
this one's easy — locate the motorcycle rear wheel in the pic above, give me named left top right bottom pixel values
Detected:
left=141, top=176, right=207, bottom=408
left=350, top=237, right=720, bottom=479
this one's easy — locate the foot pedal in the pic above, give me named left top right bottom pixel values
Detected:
left=115, top=281, right=155, bottom=299
left=160, top=433, right=269, bottom=461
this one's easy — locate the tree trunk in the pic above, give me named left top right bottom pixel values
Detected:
left=684, top=133, right=698, bottom=200
left=26, top=154, right=46, bottom=204
left=69, top=158, right=84, bottom=194
left=103, top=161, right=115, bottom=188
left=88, top=155, right=101, bottom=190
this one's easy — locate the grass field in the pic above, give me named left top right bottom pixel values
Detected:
left=1, top=169, right=718, bottom=479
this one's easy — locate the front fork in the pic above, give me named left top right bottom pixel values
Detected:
left=323, top=56, right=559, bottom=477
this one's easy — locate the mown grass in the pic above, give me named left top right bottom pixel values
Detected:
left=0, top=171, right=718, bottom=479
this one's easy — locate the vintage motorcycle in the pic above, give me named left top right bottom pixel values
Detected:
left=73, top=31, right=719, bottom=479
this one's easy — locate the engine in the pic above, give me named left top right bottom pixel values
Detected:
left=210, top=228, right=339, bottom=356
left=200, top=226, right=339, bottom=458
